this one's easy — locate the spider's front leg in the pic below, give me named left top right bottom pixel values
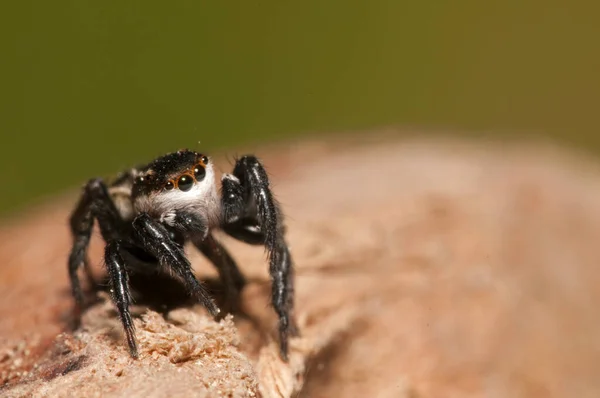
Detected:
left=167, top=210, right=246, bottom=315
left=221, top=155, right=297, bottom=361
left=104, top=240, right=138, bottom=358
left=192, top=233, right=246, bottom=315
left=132, top=213, right=220, bottom=317
left=68, top=178, right=124, bottom=309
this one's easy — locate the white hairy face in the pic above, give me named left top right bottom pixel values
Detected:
left=133, top=162, right=221, bottom=228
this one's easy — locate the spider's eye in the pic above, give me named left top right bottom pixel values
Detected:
left=178, top=175, right=194, bottom=191
left=165, top=181, right=174, bottom=190
left=194, top=164, right=206, bottom=181
left=200, top=155, right=209, bottom=164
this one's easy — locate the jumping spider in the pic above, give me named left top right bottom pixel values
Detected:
left=67, top=150, right=297, bottom=360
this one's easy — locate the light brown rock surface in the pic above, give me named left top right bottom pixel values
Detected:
left=2, top=134, right=600, bottom=397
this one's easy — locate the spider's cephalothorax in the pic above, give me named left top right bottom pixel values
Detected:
left=68, top=149, right=297, bottom=360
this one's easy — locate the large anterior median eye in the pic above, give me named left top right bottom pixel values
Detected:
left=178, top=175, right=194, bottom=191
left=194, top=164, right=206, bottom=181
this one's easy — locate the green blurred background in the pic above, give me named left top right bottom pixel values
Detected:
left=1, top=1, right=598, bottom=218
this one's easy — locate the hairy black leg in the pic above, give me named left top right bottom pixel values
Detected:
left=168, top=210, right=245, bottom=314
left=83, top=257, right=99, bottom=292
left=132, top=213, right=220, bottom=317
left=271, top=240, right=297, bottom=356
left=68, top=195, right=94, bottom=307
left=192, top=233, right=246, bottom=314
left=68, top=178, right=124, bottom=307
left=221, top=173, right=245, bottom=225
left=222, top=156, right=297, bottom=360
left=105, top=240, right=138, bottom=358
left=221, top=217, right=296, bottom=327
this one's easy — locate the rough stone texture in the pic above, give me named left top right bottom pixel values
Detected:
left=2, top=133, right=600, bottom=397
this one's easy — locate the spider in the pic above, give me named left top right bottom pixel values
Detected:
left=67, top=149, right=297, bottom=361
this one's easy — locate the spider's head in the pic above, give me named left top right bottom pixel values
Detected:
left=132, top=149, right=219, bottom=223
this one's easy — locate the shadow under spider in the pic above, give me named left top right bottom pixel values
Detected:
left=61, top=269, right=270, bottom=342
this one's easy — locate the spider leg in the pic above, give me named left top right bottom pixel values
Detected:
left=221, top=155, right=297, bottom=360
left=68, top=178, right=124, bottom=307
left=192, top=233, right=246, bottom=315
left=132, top=213, right=220, bottom=317
left=222, top=217, right=297, bottom=336
left=167, top=210, right=245, bottom=314
left=105, top=240, right=138, bottom=358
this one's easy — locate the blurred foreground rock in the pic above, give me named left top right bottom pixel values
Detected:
left=2, top=133, right=600, bottom=397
